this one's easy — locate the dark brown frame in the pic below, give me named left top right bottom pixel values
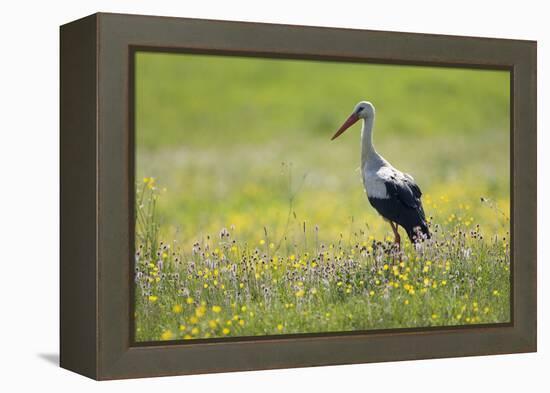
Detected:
left=60, top=12, right=537, bottom=380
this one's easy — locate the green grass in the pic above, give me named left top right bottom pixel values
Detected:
left=133, top=52, right=511, bottom=341
left=136, top=52, right=509, bottom=149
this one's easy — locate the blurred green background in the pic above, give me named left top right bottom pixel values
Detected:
left=135, top=52, right=510, bottom=245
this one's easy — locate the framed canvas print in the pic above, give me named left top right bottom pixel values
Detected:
left=60, top=13, right=537, bottom=380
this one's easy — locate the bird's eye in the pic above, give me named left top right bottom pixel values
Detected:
left=356, top=107, right=363, bottom=113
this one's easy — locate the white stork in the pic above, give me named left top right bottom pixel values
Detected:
left=331, top=101, right=430, bottom=246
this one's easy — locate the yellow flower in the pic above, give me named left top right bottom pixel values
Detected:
left=239, top=319, right=245, bottom=326
left=493, top=290, right=500, bottom=296
left=241, top=305, right=247, bottom=312
left=191, top=327, right=199, bottom=335
left=183, top=334, right=192, bottom=340
left=186, top=297, right=194, bottom=304
left=369, top=290, right=375, bottom=296
left=239, top=282, right=244, bottom=289
left=259, top=239, right=266, bottom=245
left=179, top=324, right=186, bottom=331
left=277, top=324, right=283, bottom=332
left=160, top=330, right=173, bottom=340
left=172, top=304, right=183, bottom=314
left=383, top=264, right=389, bottom=271
left=148, top=295, right=158, bottom=303
left=431, top=314, right=438, bottom=320
left=222, top=328, right=230, bottom=335
left=195, top=306, right=206, bottom=318
left=208, top=320, right=217, bottom=328
left=269, top=242, right=275, bottom=249
left=295, top=289, right=305, bottom=297
left=404, top=299, right=409, bottom=305
left=212, top=305, right=222, bottom=313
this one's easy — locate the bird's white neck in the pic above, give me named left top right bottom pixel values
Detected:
left=361, top=116, right=385, bottom=169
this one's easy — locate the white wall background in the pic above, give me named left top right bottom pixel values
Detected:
left=0, top=0, right=545, bottom=391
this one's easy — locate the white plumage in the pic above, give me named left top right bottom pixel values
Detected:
left=363, top=166, right=416, bottom=200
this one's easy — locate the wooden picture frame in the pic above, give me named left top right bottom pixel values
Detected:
left=60, top=12, right=537, bottom=380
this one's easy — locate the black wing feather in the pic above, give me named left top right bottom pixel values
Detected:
left=368, top=176, right=430, bottom=242
left=402, top=177, right=427, bottom=221
left=404, top=177, right=422, bottom=198
left=385, top=179, right=419, bottom=209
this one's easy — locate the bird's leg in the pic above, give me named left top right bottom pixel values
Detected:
left=389, top=221, right=401, bottom=250
left=389, top=222, right=402, bottom=263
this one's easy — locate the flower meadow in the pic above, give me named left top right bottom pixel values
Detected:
left=134, top=53, right=511, bottom=342
left=134, top=178, right=511, bottom=342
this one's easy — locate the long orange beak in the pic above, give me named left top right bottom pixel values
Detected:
left=331, top=113, right=359, bottom=140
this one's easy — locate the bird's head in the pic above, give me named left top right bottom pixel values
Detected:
left=331, top=101, right=375, bottom=140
